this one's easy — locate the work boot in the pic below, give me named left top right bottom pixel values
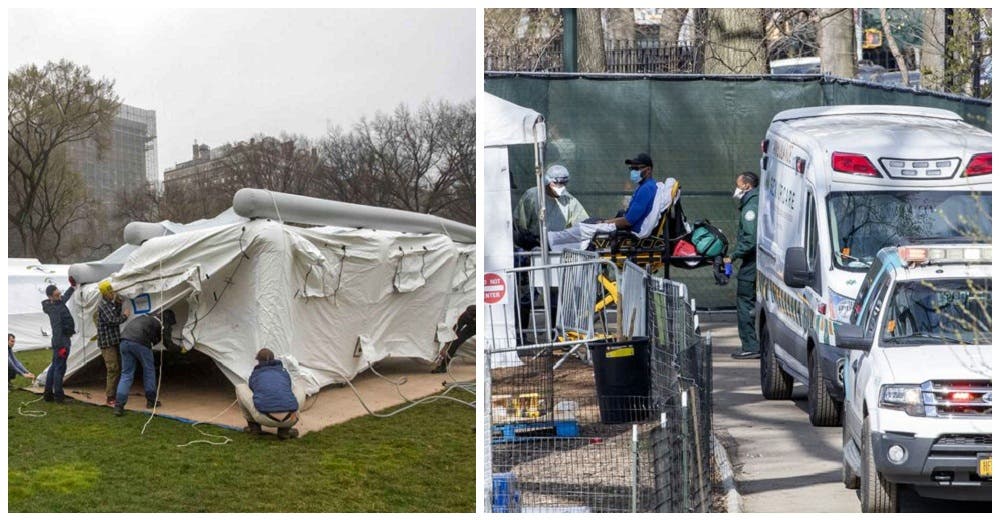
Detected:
left=146, top=399, right=162, bottom=409
left=243, top=422, right=263, bottom=435
left=731, top=351, right=761, bottom=360
left=43, top=392, right=54, bottom=402
left=54, top=395, right=66, bottom=404
left=276, top=427, right=299, bottom=440
left=113, top=406, right=125, bottom=417
left=106, top=398, right=117, bottom=407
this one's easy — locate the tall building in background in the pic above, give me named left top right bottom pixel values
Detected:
left=66, top=104, right=159, bottom=194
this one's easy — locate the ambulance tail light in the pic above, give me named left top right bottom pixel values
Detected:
left=832, top=152, right=881, bottom=177
left=964, top=153, right=992, bottom=177
left=796, top=157, right=807, bottom=174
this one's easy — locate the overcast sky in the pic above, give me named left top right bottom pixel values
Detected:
left=8, top=8, right=474, bottom=175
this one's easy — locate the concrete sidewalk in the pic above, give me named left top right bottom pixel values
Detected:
left=707, top=319, right=988, bottom=513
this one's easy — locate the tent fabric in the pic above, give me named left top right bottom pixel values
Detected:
left=7, top=259, right=70, bottom=351
left=37, top=217, right=474, bottom=396
left=483, top=92, right=547, bottom=147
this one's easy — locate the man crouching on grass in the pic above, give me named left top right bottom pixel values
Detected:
left=236, top=348, right=305, bottom=440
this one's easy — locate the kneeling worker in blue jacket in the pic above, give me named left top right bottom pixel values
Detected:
left=237, top=348, right=305, bottom=440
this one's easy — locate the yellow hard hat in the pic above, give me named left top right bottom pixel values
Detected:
left=98, top=280, right=114, bottom=298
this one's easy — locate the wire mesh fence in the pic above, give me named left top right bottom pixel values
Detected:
left=486, top=259, right=715, bottom=513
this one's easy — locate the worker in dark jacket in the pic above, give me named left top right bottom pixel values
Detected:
left=235, top=348, right=305, bottom=440
left=41, top=280, right=76, bottom=402
left=113, top=309, right=179, bottom=416
left=726, top=172, right=761, bottom=359
left=9, top=334, right=35, bottom=390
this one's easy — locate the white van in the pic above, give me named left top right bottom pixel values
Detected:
left=755, top=105, right=992, bottom=426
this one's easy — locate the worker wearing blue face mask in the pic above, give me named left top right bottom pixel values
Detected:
left=602, top=153, right=657, bottom=230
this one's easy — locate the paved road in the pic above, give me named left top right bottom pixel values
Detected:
left=706, top=319, right=990, bottom=513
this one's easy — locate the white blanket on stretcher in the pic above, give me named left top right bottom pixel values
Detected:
left=547, top=222, right=617, bottom=252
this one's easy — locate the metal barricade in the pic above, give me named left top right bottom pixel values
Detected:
left=486, top=261, right=716, bottom=513
left=619, top=260, right=649, bottom=339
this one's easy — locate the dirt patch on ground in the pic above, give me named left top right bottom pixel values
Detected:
left=28, top=350, right=474, bottom=436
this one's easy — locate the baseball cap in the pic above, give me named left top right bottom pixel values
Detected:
left=625, top=153, right=653, bottom=168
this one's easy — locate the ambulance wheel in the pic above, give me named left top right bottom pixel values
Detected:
left=807, top=349, right=842, bottom=426
left=759, top=321, right=793, bottom=400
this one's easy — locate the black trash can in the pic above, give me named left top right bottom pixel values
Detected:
left=588, top=337, right=651, bottom=424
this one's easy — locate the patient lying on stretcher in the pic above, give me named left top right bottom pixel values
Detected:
left=547, top=178, right=679, bottom=252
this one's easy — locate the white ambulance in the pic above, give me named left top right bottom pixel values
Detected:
left=837, top=244, right=991, bottom=511
left=755, top=105, right=991, bottom=426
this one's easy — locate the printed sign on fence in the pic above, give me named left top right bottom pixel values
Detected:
left=484, top=272, right=507, bottom=305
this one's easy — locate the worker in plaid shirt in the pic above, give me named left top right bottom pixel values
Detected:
left=96, top=280, right=129, bottom=406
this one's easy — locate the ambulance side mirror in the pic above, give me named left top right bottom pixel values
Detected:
left=783, top=247, right=813, bottom=288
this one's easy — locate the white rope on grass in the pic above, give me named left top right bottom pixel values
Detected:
left=140, top=347, right=166, bottom=436
left=332, top=361, right=475, bottom=419
left=176, top=398, right=238, bottom=448
left=140, top=256, right=167, bottom=437
left=340, top=377, right=474, bottom=418
left=17, top=394, right=47, bottom=417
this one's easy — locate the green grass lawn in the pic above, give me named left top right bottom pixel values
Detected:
left=8, top=349, right=475, bottom=512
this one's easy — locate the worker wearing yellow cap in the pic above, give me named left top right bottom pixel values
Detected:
left=96, top=280, right=130, bottom=407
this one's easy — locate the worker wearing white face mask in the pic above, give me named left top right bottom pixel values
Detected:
left=513, top=164, right=590, bottom=250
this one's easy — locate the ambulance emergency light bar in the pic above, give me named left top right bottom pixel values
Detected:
left=897, top=245, right=992, bottom=266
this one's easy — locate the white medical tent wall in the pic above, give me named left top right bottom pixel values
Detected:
left=8, top=259, right=70, bottom=351
left=37, top=194, right=475, bottom=397
left=482, top=93, right=545, bottom=363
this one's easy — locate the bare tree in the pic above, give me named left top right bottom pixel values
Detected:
left=818, top=8, right=856, bottom=78
left=8, top=59, right=120, bottom=260
left=484, top=9, right=563, bottom=72
left=703, top=9, right=767, bottom=74
left=920, top=8, right=947, bottom=91
left=115, top=182, right=163, bottom=224
left=221, top=134, right=322, bottom=196
left=577, top=8, right=607, bottom=72
left=658, top=8, right=690, bottom=46
left=605, top=8, right=635, bottom=43
left=880, top=8, right=911, bottom=86
left=318, top=100, right=475, bottom=223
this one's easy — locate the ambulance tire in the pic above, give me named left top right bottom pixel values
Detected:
left=759, top=320, right=793, bottom=400
left=808, top=348, right=842, bottom=426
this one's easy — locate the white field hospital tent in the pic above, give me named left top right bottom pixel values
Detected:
left=36, top=190, right=475, bottom=398
left=8, top=259, right=70, bottom=351
left=482, top=93, right=546, bottom=368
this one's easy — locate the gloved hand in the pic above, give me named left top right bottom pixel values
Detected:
left=712, top=257, right=730, bottom=287
left=58, top=347, right=68, bottom=359
left=68, top=276, right=77, bottom=287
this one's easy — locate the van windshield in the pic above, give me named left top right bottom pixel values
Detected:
left=827, top=191, right=991, bottom=271
left=881, top=278, right=991, bottom=346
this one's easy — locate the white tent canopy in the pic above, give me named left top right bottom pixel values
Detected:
left=483, top=92, right=546, bottom=147
left=482, top=93, right=547, bottom=369
left=38, top=201, right=475, bottom=396
left=8, top=259, right=70, bottom=351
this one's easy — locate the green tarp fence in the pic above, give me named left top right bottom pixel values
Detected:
left=486, top=73, right=992, bottom=308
